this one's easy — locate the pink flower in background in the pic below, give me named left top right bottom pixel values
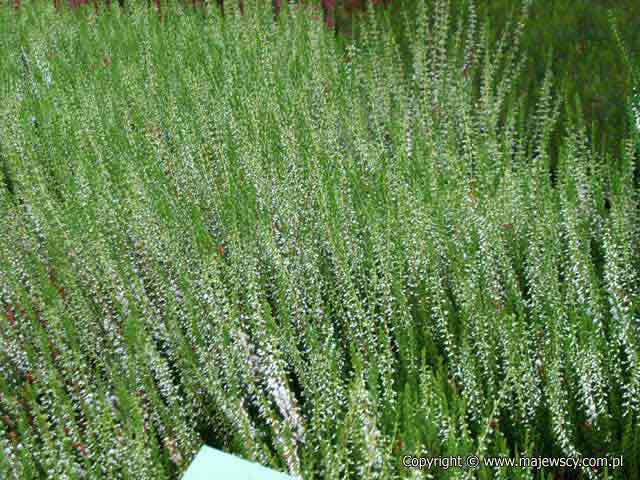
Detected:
left=322, top=0, right=335, bottom=29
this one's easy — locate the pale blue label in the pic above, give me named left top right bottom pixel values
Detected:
left=182, top=446, right=295, bottom=480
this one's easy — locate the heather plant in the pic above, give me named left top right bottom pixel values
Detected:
left=0, top=1, right=639, bottom=479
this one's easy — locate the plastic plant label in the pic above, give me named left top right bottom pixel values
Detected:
left=182, top=446, right=295, bottom=480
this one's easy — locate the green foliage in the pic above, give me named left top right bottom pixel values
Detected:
left=340, top=0, right=640, bottom=158
left=0, top=1, right=639, bottom=479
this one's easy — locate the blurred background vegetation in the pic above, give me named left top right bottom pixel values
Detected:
left=10, top=0, right=640, bottom=163
left=333, top=0, right=640, bottom=162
